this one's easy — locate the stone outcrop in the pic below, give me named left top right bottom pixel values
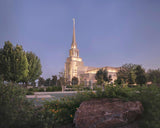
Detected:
left=74, top=98, right=143, bottom=128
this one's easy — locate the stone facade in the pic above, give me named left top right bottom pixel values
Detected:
left=65, top=19, right=120, bottom=85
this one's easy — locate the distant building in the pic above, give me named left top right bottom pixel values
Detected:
left=65, top=19, right=120, bottom=85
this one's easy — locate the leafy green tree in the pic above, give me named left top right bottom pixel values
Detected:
left=0, top=41, right=14, bottom=82
left=0, top=48, right=4, bottom=82
left=0, top=42, right=28, bottom=83
left=72, top=76, right=78, bottom=85
left=50, top=75, right=57, bottom=86
left=12, top=45, right=29, bottom=83
left=44, top=78, right=51, bottom=86
left=147, top=69, right=160, bottom=84
left=24, top=52, right=42, bottom=83
left=95, top=69, right=109, bottom=85
left=128, top=70, right=136, bottom=84
left=38, top=77, right=45, bottom=86
left=135, top=65, right=146, bottom=85
left=117, top=63, right=137, bottom=84
left=0, top=41, right=42, bottom=84
left=57, top=71, right=66, bottom=86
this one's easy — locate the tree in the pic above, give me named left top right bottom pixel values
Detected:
left=95, top=69, right=109, bottom=85
left=0, top=41, right=14, bottom=82
left=0, top=41, right=42, bottom=84
left=128, top=70, right=136, bottom=84
left=147, top=69, right=160, bottom=84
left=79, top=75, right=85, bottom=86
left=24, top=52, right=42, bottom=83
left=50, top=75, right=57, bottom=86
left=57, top=71, right=66, bottom=86
left=12, top=45, right=29, bottom=83
left=135, top=65, right=146, bottom=85
left=117, top=63, right=137, bottom=84
left=38, top=77, right=45, bottom=86
left=0, top=48, right=4, bottom=82
left=44, top=78, right=51, bottom=86
left=0, top=42, right=29, bottom=83
left=72, top=77, right=78, bottom=85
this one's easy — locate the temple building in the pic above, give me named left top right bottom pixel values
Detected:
left=65, top=19, right=120, bottom=85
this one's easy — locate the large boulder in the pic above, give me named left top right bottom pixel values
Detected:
left=74, top=98, right=143, bottom=128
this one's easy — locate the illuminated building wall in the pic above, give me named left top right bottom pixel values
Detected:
left=65, top=19, right=120, bottom=85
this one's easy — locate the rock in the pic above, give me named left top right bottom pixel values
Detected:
left=74, top=98, right=143, bottom=128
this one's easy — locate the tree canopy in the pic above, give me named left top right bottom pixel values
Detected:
left=95, top=69, right=109, bottom=85
left=116, top=63, right=137, bottom=84
left=147, top=69, right=160, bottom=84
left=12, top=45, right=29, bottom=83
left=38, top=77, right=45, bottom=86
left=0, top=41, right=42, bottom=84
left=135, top=65, right=146, bottom=85
left=24, top=52, right=42, bottom=83
left=0, top=41, right=14, bottom=81
left=116, top=63, right=146, bottom=85
left=51, top=75, right=57, bottom=86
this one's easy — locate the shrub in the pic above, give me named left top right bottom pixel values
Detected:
left=46, top=86, right=52, bottom=92
left=43, top=92, right=94, bottom=127
left=38, top=88, right=44, bottom=92
left=52, top=86, right=62, bottom=91
left=130, top=85, right=160, bottom=128
left=26, top=88, right=34, bottom=95
left=46, top=86, right=62, bottom=92
left=1, top=82, right=160, bottom=128
left=43, top=85, right=160, bottom=128
left=26, top=90, right=34, bottom=95
left=0, top=83, right=34, bottom=128
left=66, top=85, right=73, bottom=88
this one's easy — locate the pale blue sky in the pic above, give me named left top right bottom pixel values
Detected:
left=0, top=0, right=160, bottom=78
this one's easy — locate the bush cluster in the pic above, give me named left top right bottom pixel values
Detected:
left=0, top=83, right=33, bottom=128
left=46, top=86, right=62, bottom=92
left=44, top=85, right=160, bottom=128
left=1, top=82, right=160, bottom=128
left=0, top=83, right=63, bottom=128
left=66, top=84, right=91, bottom=91
left=26, top=86, right=62, bottom=95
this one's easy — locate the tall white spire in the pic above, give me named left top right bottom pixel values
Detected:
left=71, top=18, right=77, bottom=49
left=69, top=18, right=79, bottom=57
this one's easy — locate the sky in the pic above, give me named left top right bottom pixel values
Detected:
left=0, top=0, right=160, bottom=79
